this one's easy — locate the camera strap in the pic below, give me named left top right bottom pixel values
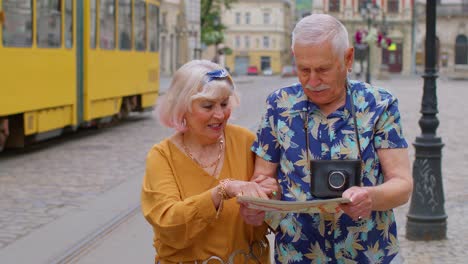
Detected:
left=304, top=84, right=363, bottom=165
left=350, top=89, right=363, bottom=160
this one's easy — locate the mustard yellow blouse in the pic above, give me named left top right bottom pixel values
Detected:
left=141, top=124, right=270, bottom=264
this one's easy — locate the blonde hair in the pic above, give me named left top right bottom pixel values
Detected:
left=155, top=60, right=239, bottom=132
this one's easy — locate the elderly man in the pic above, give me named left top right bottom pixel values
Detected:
left=241, top=14, right=412, bottom=263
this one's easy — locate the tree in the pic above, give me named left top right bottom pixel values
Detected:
left=201, top=0, right=236, bottom=62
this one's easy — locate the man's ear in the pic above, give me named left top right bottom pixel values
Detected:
left=345, top=47, right=355, bottom=69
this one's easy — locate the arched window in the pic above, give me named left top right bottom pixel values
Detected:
left=455, top=35, right=468, bottom=65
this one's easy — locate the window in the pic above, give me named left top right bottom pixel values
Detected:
left=329, top=0, right=340, bottom=12
left=358, top=0, right=367, bottom=11
left=37, top=0, right=61, bottom=48
left=244, top=36, right=250, bottom=48
left=161, top=12, right=167, bottom=31
left=148, top=4, right=159, bottom=52
left=90, top=0, right=97, bottom=48
left=65, top=0, right=73, bottom=48
left=134, top=0, right=146, bottom=51
left=118, top=0, right=132, bottom=50
left=388, top=0, right=399, bottom=13
left=235, top=35, right=240, bottom=48
left=2, top=0, right=33, bottom=47
left=455, top=35, right=468, bottom=65
left=235, top=12, right=241, bottom=24
left=263, top=12, right=270, bottom=24
left=100, top=0, right=115, bottom=49
left=261, top=56, right=271, bottom=70
left=263, top=36, right=269, bottom=48
left=245, top=12, right=250, bottom=24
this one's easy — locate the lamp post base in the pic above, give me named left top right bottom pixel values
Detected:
left=406, top=216, right=447, bottom=241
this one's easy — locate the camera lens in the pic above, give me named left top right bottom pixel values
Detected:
left=328, top=171, right=347, bottom=190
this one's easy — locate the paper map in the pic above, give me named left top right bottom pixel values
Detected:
left=237, top=196, right=351, bottom=214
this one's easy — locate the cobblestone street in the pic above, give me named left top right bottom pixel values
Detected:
left=0, top=74, right=467, bottom=263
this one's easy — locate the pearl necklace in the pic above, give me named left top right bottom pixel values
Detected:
left=182, top=135, right=224, bottom=169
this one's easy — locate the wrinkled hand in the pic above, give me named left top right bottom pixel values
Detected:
left=253, top=174, right=280, bottom=199
left=339, top=186, right=373, bottom=221
left=237, top=175, right=279, bottom=226
left=239, top=204, right=266, bottom=226
left=226, top=180, right=269, bottom=199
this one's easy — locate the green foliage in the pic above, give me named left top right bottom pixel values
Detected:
left=201, top=0, right=237, bottom=46
left=296, top=0, right=312, bottom=12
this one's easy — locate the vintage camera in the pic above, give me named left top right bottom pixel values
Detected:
left=310, top=159, right=361, bottom=198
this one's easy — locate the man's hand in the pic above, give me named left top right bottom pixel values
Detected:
left=340, top=186, right=373, bottom=221
left=253, top=174, right=280, bottom=199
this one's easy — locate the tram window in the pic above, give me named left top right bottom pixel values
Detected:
left=148, top=5, right=159, bottom=52
left=100, top=0, right=116, bottom=50
left=37, top=0, right=62, bottom=48
left=2, top=0, right=33, bottom=47
left=134, top=0, right=146, bottom=51
left=65, top=0, right=73, bottom=48
left=118, top=0, right=132, bottom=50
left=90, top=0, right=97, bottom=48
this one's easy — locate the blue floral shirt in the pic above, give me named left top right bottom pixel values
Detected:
left=252, top=80, right=408, bottom=264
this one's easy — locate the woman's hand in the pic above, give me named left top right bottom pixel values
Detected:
left=239, top=204, right=266, bottom=226
left=225, top=180, right=269, bottom=199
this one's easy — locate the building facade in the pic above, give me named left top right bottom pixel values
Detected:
left=222, top=0, right=295, bottom=75
left=159, top=0, right=180, bottom=76
left=415, top=0, right=468, bottom=79
left=181, top=0, right=202, bottom=62
left=159, top=0, right=200, bottom=76
left=312, top=0, right=413, bottom=77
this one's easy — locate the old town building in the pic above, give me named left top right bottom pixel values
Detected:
left=312, top=0, right=413, bottom=78
left=159, top=0, right=201, bottom=76
left=221, top=0, right=295, bottom=75
left=415, top=0, right=468, bottom=79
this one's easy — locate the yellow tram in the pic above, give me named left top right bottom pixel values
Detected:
left=0, top=0, right=160, bottom=151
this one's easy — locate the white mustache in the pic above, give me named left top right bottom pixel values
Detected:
left=304, top=83, right=330, bottom=92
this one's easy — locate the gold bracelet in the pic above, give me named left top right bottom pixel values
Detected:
left=216, top=179, right=233, bottom=219
left=218, top=178, right=233, bottom=200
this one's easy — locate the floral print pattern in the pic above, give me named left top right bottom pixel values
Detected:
left=252, top=80, right=407, bottom=264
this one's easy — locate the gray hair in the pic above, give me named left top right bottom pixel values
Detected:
left=292, top=14, right=349, bottom=62
left=155, top=60, right=239, bottom=132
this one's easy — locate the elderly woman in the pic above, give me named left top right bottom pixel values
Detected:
left=141, top=60, right=275, bottom=263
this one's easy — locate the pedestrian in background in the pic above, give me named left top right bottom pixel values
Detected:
left=141, top=60, right=277, bottom=263
left=240, top=14, right=412, bottom=263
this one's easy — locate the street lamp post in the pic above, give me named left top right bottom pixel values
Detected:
left=406, top=0, right=447, bottom=240
left=360, top=0, right=380, bottom=84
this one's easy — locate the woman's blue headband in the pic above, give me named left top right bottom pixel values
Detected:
left=206, top=69, right=232, bottom=83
